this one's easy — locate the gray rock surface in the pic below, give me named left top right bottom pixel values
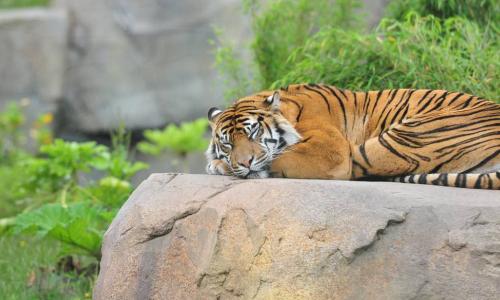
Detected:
left=0, top=8, right=67, bottom=121
left=54, top=0, right=251, bottom=133
left=94, top=174, right=500, bottom=300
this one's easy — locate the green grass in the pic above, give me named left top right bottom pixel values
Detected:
left=214, top=1, right=499, bottom=103
left=0, top=0, right=50, bottom=8
left=0, top=163, right=26, bottom=218
left=274, top=15, right=499, bottom=101
left=0, top=236, right=94, bottom=299
left=386, top=0, right=500, bottom=25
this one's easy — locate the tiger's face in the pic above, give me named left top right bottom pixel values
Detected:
left=206, top=91, right=301, bottom=178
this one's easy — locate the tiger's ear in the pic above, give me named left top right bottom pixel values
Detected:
left=208, top=107, right=222, bottom=125
left=265, top=91, right=280, bottom=111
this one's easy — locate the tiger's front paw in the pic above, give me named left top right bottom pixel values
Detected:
left=245, top=170, right=270, bottom=179
left=206, top=159, right=230, bottom=175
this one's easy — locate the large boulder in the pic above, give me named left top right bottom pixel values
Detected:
left=53, top=0, right=251, bottom=133
left=0, top=8, right=67, bottom=121
left=94, top=173, right=500, bottom=300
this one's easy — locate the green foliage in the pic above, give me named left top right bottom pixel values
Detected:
left=103, top=126, right=149, bottom=180
left=6, top=137, right=147, bottom=260
left=214, top=0, right=499, bottom=103
left=213, top=0, right=363, bottom=100
left=274, top=15, right=499, bottom=100
left=250, top=0, right=363, bottom=88
left=138, top=118, right=209, bottom=156
left=0, top=107, right=149, bottom=298
left=0, top=162, right=29, bottom=218
left=386, top=0, right=499, bottom=25
left=22, top=140, right=108, bottom=193
left=0, top=102, right=25, bottom=162
left=12, top=203, right=106, bottom=258
left=0, top=0, right=50, bottom=8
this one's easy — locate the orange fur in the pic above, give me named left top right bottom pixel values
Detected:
left=206, top=84, right=500, bottom=189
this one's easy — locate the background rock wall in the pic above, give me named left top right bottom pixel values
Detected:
left=0, top=8, right=67, bottom=124
left=0, top=0, right=389, bottom=135
left=53, top=0, right=252, bottom=133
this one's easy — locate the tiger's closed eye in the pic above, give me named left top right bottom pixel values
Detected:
left=220, top=142, right=232, bottom=152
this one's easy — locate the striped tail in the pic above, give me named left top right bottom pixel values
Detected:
left=392, top=172, right=500, bottom=189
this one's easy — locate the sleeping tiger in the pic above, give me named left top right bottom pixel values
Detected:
left=205, top=84, right=500, bottom=189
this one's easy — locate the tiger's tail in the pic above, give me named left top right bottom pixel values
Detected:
left=392, top=172, right=500, bottom=190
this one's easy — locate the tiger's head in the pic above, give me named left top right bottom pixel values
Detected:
left=206, top=91, right=301, bottom=178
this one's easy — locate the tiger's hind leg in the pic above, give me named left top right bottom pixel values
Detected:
left=351, top=108, right=500, bottom=179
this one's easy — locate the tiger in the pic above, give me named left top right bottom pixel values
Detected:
left=205, top=84, right=500, bottom=189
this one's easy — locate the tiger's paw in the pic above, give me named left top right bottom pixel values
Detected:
left=206, top=159, right=230, bottom=175
left=245, top=170, right=270, bottom=179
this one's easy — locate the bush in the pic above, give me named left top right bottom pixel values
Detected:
left=7, top=137, right=148, bottom=259
left=214, top=0, right=363, bottom=100
left=138, top=118, right=209, bottom=157
left=274, top=15, right=499, bottom=100
left=248, top=0, right=363, bottom=88
left=214, top=0, right=499, bottom=102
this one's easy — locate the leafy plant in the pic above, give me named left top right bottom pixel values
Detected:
left=138, top=118, right=209, bottom=156
left=20, top=139, right=108, bottom=197
left=97, top=126, right=149, bottom=181
left=11, top=203, right=106, bottom=258
left=6, top=133, right=148, bottom=260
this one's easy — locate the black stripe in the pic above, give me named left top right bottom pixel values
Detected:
left=378, top=134, right=419, bottom=172
left=264, top=138, right=277, bottom=144
left=370, top=90, right=384, bottom=116
left=277, top=137, right=287, bottom=149
left=376, top=89, right=400, bottom=131
left=459, top=96, right=475, bottom=109
left=296, top=105, right=304, bottom=122
left=358, top=143, right=372, bottom=167
left=416, top=93, right=437, bottom=114
left=304, top=85, right=331, bottom=114
left=322, top=85, right=348, bottom=129
left=455, top=173, right=467, bottom=187
left=352, top=159, right=369, bottom=176
left=447, top=92, right=464, bottom=105
left=431, top=173, right=448, bottom=186
left=474, top=174, right=484, bottom=189
left=298, top=136, right=312, bottom=144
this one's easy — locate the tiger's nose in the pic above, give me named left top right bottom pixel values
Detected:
left=238, top=156, right=254, bottom=168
